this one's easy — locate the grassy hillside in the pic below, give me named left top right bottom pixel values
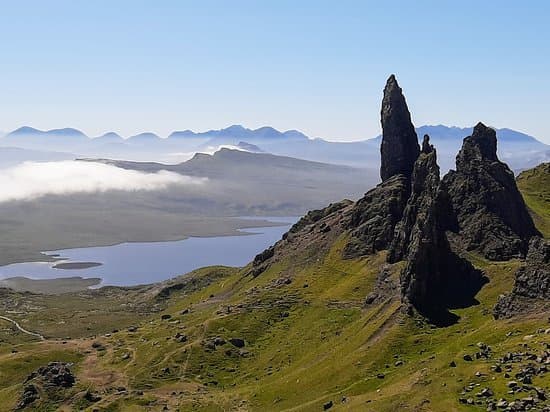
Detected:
left=517, top=162, right=550, bottom=237
left=0, top=166, right=548, bottom=411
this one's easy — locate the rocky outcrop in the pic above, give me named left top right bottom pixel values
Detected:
left=394, top=136, right=486, bottom=320
left=344, top=175, right=409, bottom=258
left=17, top=362, right=76, bottom=410
left=443, top=123, right=540, bottom=260
left=248, top=200, right=354, bottom=277
left=27, top=362, right=75, bottom=388
left=494, top=236, right=550, bottom=318
left=380, top=74, right=420, bottom=182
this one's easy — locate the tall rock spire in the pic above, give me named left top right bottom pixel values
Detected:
left=380, top=75, right=420, bottom=182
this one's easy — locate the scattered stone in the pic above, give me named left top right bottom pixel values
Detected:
left=323, top=400, right=333, bottom=410
left=84, top=391, right=102, bottom=402
left=479, top=388, right=493, bottom=397
left=229, top=338, right=245, bottom=348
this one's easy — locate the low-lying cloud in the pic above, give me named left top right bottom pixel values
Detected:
left=0, top=160, right=205, bottom=203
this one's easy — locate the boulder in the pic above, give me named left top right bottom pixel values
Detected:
left=229, top=338, right=245, bottom=348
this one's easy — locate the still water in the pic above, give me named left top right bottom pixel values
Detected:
left=0, top=217, right=297, bottom=286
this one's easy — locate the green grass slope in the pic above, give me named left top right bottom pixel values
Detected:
left=0, top=165, right=548, bottom=411
left=517, top=162, right=550, bottom=237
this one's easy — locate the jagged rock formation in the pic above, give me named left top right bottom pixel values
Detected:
left=344, top=75, right=419, bottom=258
left=388, top=136, right=456, bottom=262
left=248, top=76, right=542, bottom=324
left=343, top=175, right=409, bottom=258
left=392, top=136, right=486, bottom=320
left=443, top=123, right=540, bottom=260
left=380, top=74, right=420, bottom=182
left=494, top=236, right=550, bottom=318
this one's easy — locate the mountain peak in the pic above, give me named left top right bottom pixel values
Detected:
left=224, top=125, right=247, bottom=133
left=11, top=126, right=41, bottom=135
left=129, top=132, right=160, bottom=140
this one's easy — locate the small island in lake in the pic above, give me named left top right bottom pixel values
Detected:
left=52, top=261, right=103, bottom=270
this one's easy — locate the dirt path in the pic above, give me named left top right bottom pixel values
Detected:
left=0, top=315, right=45, bottom=340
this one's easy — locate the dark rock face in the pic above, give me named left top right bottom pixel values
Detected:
left=380, top=75, right=420, bottom=182
left=494, top=237, right=550, bottom=318
left=345, top=75, right=421, bottom=260
left=443, top=123, right=540, bottom=260
left=344, top=175, right=409, bottom=258
left=388, top=135, right=455, bottom=263
left=395, top=137, right=487, bottom=321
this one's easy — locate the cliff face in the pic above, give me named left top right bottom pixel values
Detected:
left=393, top=136, right=486, bottom=321
left=380, top=75, right=420, bottom=182
left=343, top=175, right=409, bottom=258
left=443, top=123, right=540, bottom=260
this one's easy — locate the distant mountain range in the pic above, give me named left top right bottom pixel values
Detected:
left=2, top=124, right=309, bottom=142
left=0, top=124, right=548, bottom=172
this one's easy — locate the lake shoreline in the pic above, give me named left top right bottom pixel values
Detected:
left=0, top=216, right=298, bottom=293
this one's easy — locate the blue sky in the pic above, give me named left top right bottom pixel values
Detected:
left=0, top=0, right=549, bottom=142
